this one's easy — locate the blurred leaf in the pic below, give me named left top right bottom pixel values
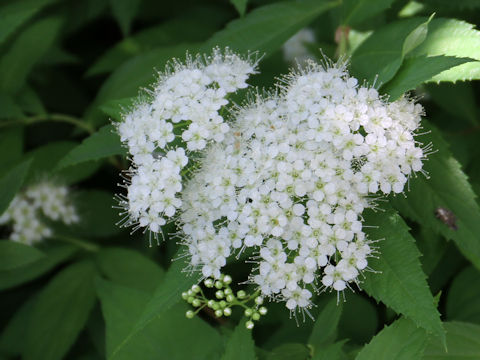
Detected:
left=0, top=17, right=62, bottom=94
left=0, top=241, right=45, bottom=270
left=416, top=227, right=446, bottom=276
left=423, top=321, right=480, bottom=359
left=382, top=55, right=473, bottom=100
left=266, top=343, right=310, bottom=360
left=96, top=247, right=164, bottom=292
left=16, top=86, right=46, bottom=115
left=338, top=293, right=378, bottom=344
left=0, top=244, right=76, bottom=291
left=412, top=18, right=480, bottom=82
left=24, top=261, right=97, bottom=360
left=109, top=0, right=140, bottom=36
left=362, top=206, right=444, bottom=341
left=402, top=14, right=434, bottom=57
left=230, top=0, right=248, bottom=17
left=22, top=141, right=100, bottom=185
left=206, top=0, right=339, bottom=55
left=391, top=122, right=480, bottom=272
left=108, top=252, right=200, bottom=359
left=0, top=94, right=23, bottom=119
left=0, top=158, right=32, bottom=215
left=309, top=297, right=343, bottom=350
left=426, top=82, right=478, bottom=125
left=312, top=341, right=348, bottom=360
left=340, top=0, right=396, bottom=26
left=96, top=278, right=223, bottom=360
left=56, top=125, right=126, bottom=169
left=355, top=318, right=427, bottom=360
left=446, top=266, right=480, bottom=324
left=0, top=296, right=37, bottom=356
left=99, top=98, right=136, bottom=121
left=0, top=126, right=23, bottom=176
left=0, top=0, right=58, bottom=46
left=351, top=17, right=425, bottom=85
left=87, top=8, right=229, bottom=76
left=221, top=320, right=256, bottom=360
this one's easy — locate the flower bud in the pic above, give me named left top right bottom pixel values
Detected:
left=223, top=275, right=232, bottom=284
left=237, top=290, right=246, bottom=299
left=244, top=308, right=253, bottom=317
left=204, top=279, right=214, bottom=288
left=252, top=312, right=260, bottom=321
left=215, top=290, right=224, bottom=299
left=223, top=307, right=232, bottom=316
left=245, top=321, right=254, bottom=330
left=215, top=309, right=223, bottom=317
left=186, top=310, right=195, bottom=319
left=259, top=307, right=268, bottom=315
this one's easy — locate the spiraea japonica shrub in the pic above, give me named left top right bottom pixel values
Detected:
left=1, top=1, right=480, bottom=359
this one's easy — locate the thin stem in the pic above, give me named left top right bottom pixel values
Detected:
left=55, top=235, right=100, bottom=252
left=1, top=114, right=95, bottom=134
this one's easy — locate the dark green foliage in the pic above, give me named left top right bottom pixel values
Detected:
left=1, top=0, right=480, bottom=359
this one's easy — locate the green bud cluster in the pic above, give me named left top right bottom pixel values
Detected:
left=182, top=273, right=268, bottom=329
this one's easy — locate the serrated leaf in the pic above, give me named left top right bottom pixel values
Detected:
left=221, top=320, right=256, bottom=360
left=109, top=0, right=140, bottom=36
left=391, top=122, right=480, bottom=272
left=0, top=159, right=32, bottom=215
left=0, top=241, right=45, bottom=270
left=355, top=318, right=428, bottom=360
left=309, top=297, right=343, bottom=350
left=0, top=244, right=76, bottom=291
left=206, top=0, right=338, bottom=55
left=361, top=206, right=444, bottom=341
left=96, top=247, right=164, bottom=292
left=96, top=278, right=223, bottom=360
left=56, top=125, right=126, bottom=169
left=108, top=252, right=200, bottom=359
left=446, top=266, right=480, bottom=324
left=402, top=14, right=434, bottom=57
left=0, top=17, right=62, bottom=94
left=424, top=321, right=480, bottom=359
left=351, top=17, right=426, bottom=85
left=340, top=0, right=396, bottom=26
left=412, top=18, right=480, bottom=82
left=230, top=0, right=248, bottom=17
left=24, top=261, right=97, bottom=360
left=382, top=55, right=473, bottom=100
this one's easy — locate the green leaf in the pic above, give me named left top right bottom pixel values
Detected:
left=0, top=159, right=32, bottom=215
left=340, top=0, right=396, bottom=26
left=446, top=266, right=480, bottom=324
left=22, top=141, right=100, bottom=185
left=96, top=278, right=223, bottom=360
left=382, top=55, right=473, bottom=100
left=312, top=341, right=348, bottom=360
left=24, top=261, right=97, bottom=360
left=205, top=0, right=339, bottom=55
left=351, top=17, right=426, bottom=85
left=355, top=318, right=428, bottom=360
left=338, top=293, right=378, bottom=344
left=0, top=296, right=37, bottom=356
left=0, top=126, right=24, bottom=177
left=108, top=252, right=200, bottom=359
left=56, top=125, right=126, bottom=169
left=0, top=17, right=62, bottom=94
left=309, top=297, right=343, bottom=350
left=0, top=241, right=45, bottom=270
left=412, top=18, right=480, bottom=82
left=391, top=122, right=480, bottom=272
left=99, top=98, right=136, bottom=121
left=0, top=0, right=58, bottom=46
left=0, top=244, right=76, bottom=291
left=96, top=247, right=164, bottom=292
left=266, top=343, right=310, bottom=360
left=109, top=0, right=140, bottom=36
left=361, top=206, right=444, bottom=341
left=402, top=14, right=434, bottom=57
left=230, top=0, right=248, bottom=17
left=221, top=320, right=256, bottom=360
left=424, top=321, right=480, bottom=359
left=0, top=94, right=23, bottom=119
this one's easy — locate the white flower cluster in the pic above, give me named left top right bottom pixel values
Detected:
left=282, top=28, right=316, bottom=65
left=117, top=48, right=258, bottom=233
left=0, top=182, right=78, bottom=246
left=180, top=61, right=425, bottom=312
